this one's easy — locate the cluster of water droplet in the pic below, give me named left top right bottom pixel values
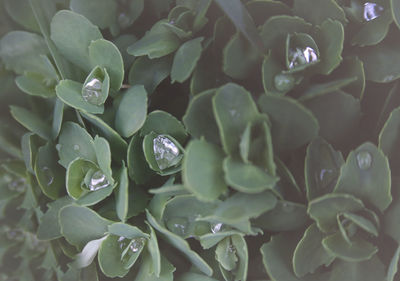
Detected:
left=153, top=135, right=182, bottom=170
left=288, top=47, right=318, bottom=69
left=363, top=2, right=384, bottom=21
left=82, top=78, right=103, bottom=105
left=88, top=170, right=109, bottom=191
left=6, top=176, right=27, bottom=193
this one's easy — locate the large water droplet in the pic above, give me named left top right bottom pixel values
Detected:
left=88, top=170, right=109, bottom=191
left=288, top=47, right=318, bottom=69
left=166, top=217, right=189, bottom=236
left=356, top=150, right=372, bottom=170
left=153, top=135, right=182, bottom=170
left=211, top=222, right=223, bottom=234
left=274, top=73, right=295, bottom=92
left=363, top=2, right=384, bottom=21
left=316, top=168, right=336, bottom=188
left=8, top=178, right=27, bottom=193
left=41, top=166, right=54, bottom=186
left=73, top=144, right=80, bottom=151
left=82, top=78, right=103, bottom=105
left=118, top=236, right=130, bottom=249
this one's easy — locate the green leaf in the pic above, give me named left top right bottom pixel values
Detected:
left=223, top=33, right=261, bottom=79
left=15, top=75, right=55, bottom=98
left=299, top=77, right=357, bottom=101
left=387, top=246, right=400, bottom=281
left=115, top=165, right=129, bottom=222
left=93, top=136, right=113, bottom=184
left=308, top=193, right=365, bottom=233
left=171, top=37, right=203, bottom=83
left=246, top=0, right=291, bottom=26
left=392, top=0, right=400, bottom=30
left=146, top=223, right=162, bottom=277
left=80, top=112, right=128, bottom=161
left=21, top=132, right=40, bottom=174
left=50, top=10, right=102, bottom=71
left=57, top=122, right=97, bottom=168
left=333, top=142, right=392, bottom=212
left=260, top=15, right=312, bottom=50
left=128, top=55, right=172, bottom=95
left=10, top=105, right=51, bottom=140
left=328, top=256, right=386, bottom=281
left=141, top=110, right=188, bottom=143
left=146, top=210, right=213, bottom=276
left=313, top=19, right=344, bottom=75
left=384, top=198, right=400, bottom=244
left=97, top=235, right=130, bottom=278
left=35, top=142, right=65, bottom=200
left=293, top=0, right=346, bottom=26
left=351, top=10, right=392, bottom=47
left=88, top=39, right=124, bottom=91
left=73, top=236, right=107, bottom=269
left=37, top=196, right=73, bottom=240
left=127, top=21, right=181, bottom=59
left=134, top=252, right=175, bottom=281
left=201, top=191, right=277, bottom=225
left=127, top=134, right=153, bottom=184
left=4, top=0, right=40, bottom=32
left=56, top=79, right=104, bottom=114
left=258, top=94, right=318, bottom=151
left=253, top=200, right=309, bottom=232
left=66, top=158, right=97, bottom=199
left=0, top=31, right=55, bottom=77
left=302, top=91, right=361, bottom=144
left=223, top=156, right=279, bottom=193
left=216, top=237, right=238, bottom=271
left=182, top=139, right=227, bottom=201
left=359, top=38, right=400, bottom=83
left=214, top=0, right=264, bottom=52
left=183, top=90, right=220, bottom=144
left=52, top=99, right=64, bottom=139
left=305, top=137, right=344, bottom=201
left=59, top=205, right=113, bottom=249
left=379, top=107, right=400, bottom=169
left=293, top=224, right=334, bottom=277
left=70, top=0, right=118, bottom=29
left=115, top=85, right=148, bottom=138
left=322, top=232, right=377, bottom=262
left=213, top=83, right=260, bottom=155
left=108, top=223, right=149, bottom=239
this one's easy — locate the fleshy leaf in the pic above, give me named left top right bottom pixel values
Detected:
left=171, top=37, right=203, bottom=83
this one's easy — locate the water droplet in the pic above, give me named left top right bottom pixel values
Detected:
left=118, top=236, right=130, bottom=249
left=228, top=244, right=236, bottom=254
left=88, top=170, right=109, bottom=191
left=56, top=144, right=62, bottom=151
left=363, top=2, right=384, bottom=21
left=118, top=13, right=133, bottom=29
left=41, top=166, right=54, bottom=186
left=166, top=217, right=189, bottom=236
left=82, top=78, right=103, bottom=105
left=6, top=229, right=24, bottom=242
left=356, top=150, right=372, bottom=170
left=73, top=144, right=80, bottom=151
left=316, top=168, right=336, bottom=188
left=130, top=238, right=146, bottom=253
left=274, top=73, right=295, bottom=92
left=288, top=47, right=318, bottom=69
left=153, top=135, right=182, bottom=170
left=383, top=75, right=395, bottom=82
left=211, top=223, right=223, bottom=234
left=8, top=178, right=27, bottom=193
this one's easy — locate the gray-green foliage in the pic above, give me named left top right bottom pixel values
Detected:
left=0, top=0, right=400, bottom=280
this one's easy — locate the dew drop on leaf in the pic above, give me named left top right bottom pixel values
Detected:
left=363, top=2, right=384, bottom=21
left=153, top=135, right=182, bottom=170
left=356, top=150, right=372, bottom=170
left=274, top=73, right=295, bottom=92
left=8, top=178, right=27, bottom=193
left=316, top=168, right=335, bottom=188
left=211, top=222, right=223, bottom=234
left=73, top=144, right=80, bottom=151
left=288, top=47, right=318, bottom=69
left=166, top=217, right=189, bottom=236
left=82, top=78, right=103, bottom=105
left=129, top=238, right=146, bottom=253
left=41, top=166, right=54, bottom=186
left=88, top=170, right=109, bottom=191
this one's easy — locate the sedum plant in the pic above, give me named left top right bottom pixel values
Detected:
left=2, top=0, right=400, bottom=280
